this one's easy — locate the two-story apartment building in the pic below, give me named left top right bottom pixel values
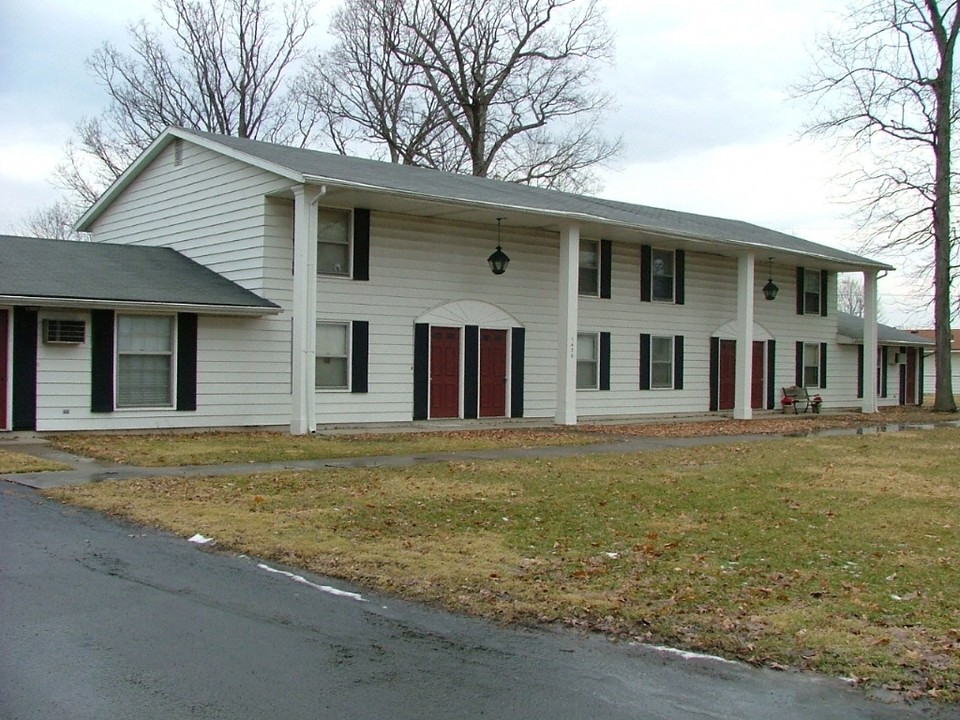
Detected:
left=0, top=127, right=926, bottom=433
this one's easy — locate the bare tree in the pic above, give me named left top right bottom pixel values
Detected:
left=837, top=274, right=867, bottom=316
left=313, top=0, right=620, bottom=191
left=801, top=0, right=960, bottom=412
left=22, top=200, right=85, bottom=241
left=28, top=0, right=319, bottom=234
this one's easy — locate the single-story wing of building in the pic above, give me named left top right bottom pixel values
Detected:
left=0, top=126, right=910, bottom=433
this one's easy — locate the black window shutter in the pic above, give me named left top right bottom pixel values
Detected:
left=353, top=208, right=370, bottom=281
left=639, top=333, right=651, bottom=390
left=176, top=313, right=198, bottom=411
left=708, top=337, right=720, bottom=411
left=796, top=267, right=805, bottom=315
left=640, top=245, right=652, bottom=302
left=673, top=335, right=684, bottom=389
left=880, top=347, right=888, bottom=397
left=599, top=332, right=611, bottom=391
left=857, top=345, right=864, bottom=398
left=795, top=341, right=804, bottom=386
left=600, top=239, right=612, bottom=299
left=413, top=323, right=429, bottom=420
left=464, top=325, right=479, bottom=418
left=510, top=327, right=525, bottom=418
left=819, top=342, right=828, bottom=388
left=766, top=340, right=776, bottom=409
left=91, top=309, right=115, bottom=413
left=351, top=320, right=369, bottom=393
left=820, top=271, right=828, bottom=316
left=12, top=307, right=38, bottom=430
left=675, top=250, right=685, bottom=305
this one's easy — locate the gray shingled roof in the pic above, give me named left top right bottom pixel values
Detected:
left=0, top=235, right=279, bottom=313
left=837, top=311, right=933, bottom=346
left=170, top=127, right=891, bottom=271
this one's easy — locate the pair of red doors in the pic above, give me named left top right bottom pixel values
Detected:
left=430, top=327, right=507, bottom=418
left=718, top=339, right=766, bottom=411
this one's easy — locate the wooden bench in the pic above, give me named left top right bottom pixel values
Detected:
left=781, top=385, right=822, bottom=414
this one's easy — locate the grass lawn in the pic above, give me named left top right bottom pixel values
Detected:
left=45, top=426, right=960, bottom=702
left=46, top=405, right=954, bottom=467
left=47, top=428, right=600, bottom=467
left=0, top=450, right=70, bottom=473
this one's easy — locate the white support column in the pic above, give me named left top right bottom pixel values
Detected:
left=862, top=270, right=879, bottom=414
left=734, top=253, right=755, bottom=420
left=290, top=185, right=324, bottom=435
left=556, top=225, right=580, bottom=425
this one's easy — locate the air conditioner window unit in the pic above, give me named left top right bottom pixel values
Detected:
left=43, top=319, right=86, bottom=344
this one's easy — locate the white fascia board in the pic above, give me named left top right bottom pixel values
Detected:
left=302, top=173, right=894, bottom=273
left=0, top=295, right=282, bottom=317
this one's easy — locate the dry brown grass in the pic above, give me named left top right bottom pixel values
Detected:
left=46, top=424, right=960, bottom=702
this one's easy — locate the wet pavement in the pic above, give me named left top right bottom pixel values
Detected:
left=2, top=480, right=951, bottom=719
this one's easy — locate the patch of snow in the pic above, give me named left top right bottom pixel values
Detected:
left=257, top=563, right=366, bottom=602
left=642, top=644, right=741, bottom=666
left=188, top=534, right=214, bottom=545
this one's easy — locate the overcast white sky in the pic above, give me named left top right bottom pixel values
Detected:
left=0, top=0, right=932, bottom=327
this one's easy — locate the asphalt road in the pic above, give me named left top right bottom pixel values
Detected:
left=0, top=481, right=948, bottom=720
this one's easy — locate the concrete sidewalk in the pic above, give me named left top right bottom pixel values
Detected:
left=2, top=429, right=779, bottom=490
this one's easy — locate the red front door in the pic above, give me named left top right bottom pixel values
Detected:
left=905, top=348, right=917, bottom=405
left=719, top=339, right=736, bottom=411
left=479, top=329, right=507, bottom=417
left=430, top=326, right=460, bottom=418
left=751, top=341, right=765, bottom=410
left=0, top=310, right=7, bottom=429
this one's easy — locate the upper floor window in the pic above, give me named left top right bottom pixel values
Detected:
left=803, top=269, right=821, bottom=315
left=651, top=249, right=675, bottom=302
left=579, top=239, right=599, bottom=296
left=116, top=314, right=174, bottom=408
left=797, top=267, right=827, bottom=316
left=641, top=245, right=684, bottom=304
left=317, top=208, right=351, bottom=276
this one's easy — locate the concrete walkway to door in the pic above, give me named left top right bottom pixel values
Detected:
left=4, top=408, right=958, bottom=490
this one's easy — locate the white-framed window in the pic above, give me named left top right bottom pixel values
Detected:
left=650, top=335, right=674, bottom=389
left=317, top=207, right=351, bottom=276
left=651, top=248, right=675, bottom=302
left=803, top=269, right=821, bottom=314
left=116, top=314, right=174, bottom=408
left=576, top=333, right=599, bottom=389
left=803, top=342, right=821, bottom=387
left=316, top=322, right=350, bottom=389
left=579, top=239, right=599, bottom=296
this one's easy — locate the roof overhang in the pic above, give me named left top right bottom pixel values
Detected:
left=0, top=295, right=282, bottom=317
left=304, top=174, right=894, bottom=273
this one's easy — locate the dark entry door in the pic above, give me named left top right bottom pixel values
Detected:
left=0, top=310, right=7, bottom=429
left=905, top=348, right=917, bottom=405
left=751, top=341, right=765, bottom=410
left=719, top=339, right=736, bottom=411
left=430, top=326, right=460, bottom=418
left=479, top=329, right=507, bottom=417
